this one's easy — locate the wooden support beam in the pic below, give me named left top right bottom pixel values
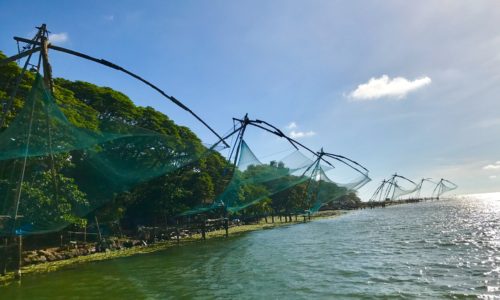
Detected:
left=13, top=36, right=229, bottom=147
left=40, top=35, right=53, bottom=92
left=0, top=47, right=41, bottom=66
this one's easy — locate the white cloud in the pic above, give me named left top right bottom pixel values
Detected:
left=284, top=122, right=316, bottom=139
left=104, top=15, right=115, bottom=21
left=349, top=75, right=431, bottom=100
left=290, top=130, right=316, bottom=139
left=48, top=32, right=68, bottom=44
left=489, top=175, right=497, bottom=179
left=483, top=161, right=500, bottom=170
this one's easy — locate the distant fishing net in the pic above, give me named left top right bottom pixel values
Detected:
left=0, top=74, right=205, bottom=235
left=391, top=181, right=418, bottom=200
left=433, top=179, right=458, bottom=198
left=181, top=140, right=315, bottom=215
left=369, top=174, right=419, bottom=202
left=304, top=153, right=370, bottom=213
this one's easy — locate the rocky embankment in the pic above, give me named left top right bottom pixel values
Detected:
left=21, top=229, right=196, bottom=266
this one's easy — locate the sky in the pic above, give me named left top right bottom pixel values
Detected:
left=1, top=0, right=499, bottom=199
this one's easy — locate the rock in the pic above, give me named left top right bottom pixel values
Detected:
left=23, top=257, right=32, bottom=264
left=45, top=254, right=56, bottom=262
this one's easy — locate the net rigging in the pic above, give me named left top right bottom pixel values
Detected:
left=182, top=114, right=371, bottom=217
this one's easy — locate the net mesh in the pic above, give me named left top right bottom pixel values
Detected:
left=0, top=74, right=206, bottom=235
left=181, top=140, right=316, bottom=215
left=391, top=181, right=418, bottom=200
left=305, top=159, right=370, bottom=212
left=434, top=179, right=458, bottom=198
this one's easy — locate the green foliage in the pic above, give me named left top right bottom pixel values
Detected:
left=20, top=170, right=89, bottom=231
left=321, top=192, right=362, bottom=210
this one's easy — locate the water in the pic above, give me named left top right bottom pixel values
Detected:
left=2, top=197, right=500, bottom=299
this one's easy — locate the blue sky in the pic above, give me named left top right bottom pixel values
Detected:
left=1, top=0, right=499, bottom=198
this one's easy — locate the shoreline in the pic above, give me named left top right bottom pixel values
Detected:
left=0, top=210, right=345, bottom=285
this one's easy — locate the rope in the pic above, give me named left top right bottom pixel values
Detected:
left=11, top=74, right=38, bottom=236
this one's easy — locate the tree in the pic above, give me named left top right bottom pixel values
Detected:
left=19, top=170, right=89, bottom=231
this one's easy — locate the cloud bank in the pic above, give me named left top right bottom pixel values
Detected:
left=349, top=75, right=431, bottom=100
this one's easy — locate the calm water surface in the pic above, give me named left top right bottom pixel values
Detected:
left=2, top=197, right=500, bottom=299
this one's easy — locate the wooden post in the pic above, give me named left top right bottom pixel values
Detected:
left=153, top=217, right=157, bottom=243
left=224, top=218, right=229, bottom=238
left=94, top=215, right=102, bottom=242
left=201, top=217, right=206, bottom=240
left=1, top=237, right=7, bottom=276
left=40, top=25, right=54, bottom=92
left=15, top=235, right=22, bottom=279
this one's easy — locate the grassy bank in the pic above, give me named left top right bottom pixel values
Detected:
left=0, top=210, right=345, bottom=285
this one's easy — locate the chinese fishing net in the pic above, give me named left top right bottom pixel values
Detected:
left=180, top=139, right=316, bottom=216
left=433, top=179, right=458, bottom=198
left=0, top=73, right=207, bottom=236
left=375, top=174, right=418, bottom=201
left=303, top=152, right=370, bottom=213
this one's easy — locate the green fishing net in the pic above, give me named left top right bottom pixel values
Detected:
left=0, top=74, right=206, bottom=235
left=181, top=140, right=315, bottom=215
left=304, top=157, right=370, bottom=213
left=182, top=139, right=370, bottom=216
